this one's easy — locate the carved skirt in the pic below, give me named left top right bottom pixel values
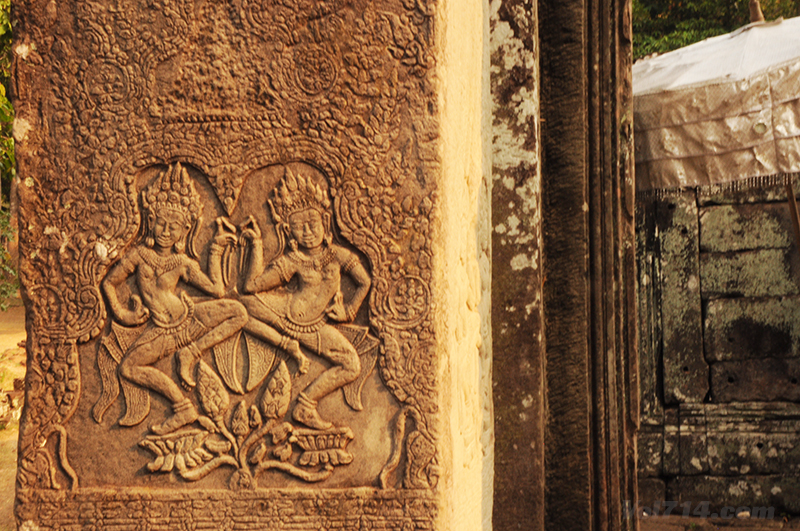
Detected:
left=126, top=295, right=207, bottom=359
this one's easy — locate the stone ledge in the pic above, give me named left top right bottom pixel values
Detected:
left=640, top=515, right=800, bottom=531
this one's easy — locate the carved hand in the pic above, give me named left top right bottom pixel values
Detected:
left=326, top=291, right=349, bottom=322
left=213, top=232, right=237, bottom=248
left=115, top=294, right=149, bottom=326
left=239, top=216, right=262, bottom=245
left=214, top=217, right=238, bottom=247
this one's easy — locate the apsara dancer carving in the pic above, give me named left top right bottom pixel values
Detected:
left=240, top=165, right=371, bottom=430
left=94, top=163, right=248, bottom=434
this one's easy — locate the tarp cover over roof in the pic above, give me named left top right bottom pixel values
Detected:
left=634, top=17, right=800, bottom=191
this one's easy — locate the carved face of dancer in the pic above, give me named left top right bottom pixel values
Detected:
left=150, top=208, right=190, bottom=250
left=288, top=208, right=326, bottom=250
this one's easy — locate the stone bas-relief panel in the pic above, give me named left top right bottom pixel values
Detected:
left=84, top=162, right=393, bottom=489
left=14, top=0, right=440, bottom=526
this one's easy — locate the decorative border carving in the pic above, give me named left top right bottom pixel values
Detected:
left=16, top=488, right=438, bottom=530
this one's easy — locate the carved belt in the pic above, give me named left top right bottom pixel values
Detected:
left=280, top=314, right=326, bottom=337
left=151, top=293, right=195, bottom=329
left=132, top=294, right=203, bottom=350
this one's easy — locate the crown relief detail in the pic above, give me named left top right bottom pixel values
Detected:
left=269, top=166, right=332, bottom=224
left=141, top=162, right=201, bottom=221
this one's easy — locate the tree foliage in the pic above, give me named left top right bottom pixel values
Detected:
left=633, top=0, right=800, bottom=59
left=0, top=0, right=15, bottom=310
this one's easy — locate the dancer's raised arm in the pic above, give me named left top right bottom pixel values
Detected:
left=184, top=219, right=237, bottom=297
left=240, top=218, right=290, bottom=294
left=102, top=252, right=149, bottom=326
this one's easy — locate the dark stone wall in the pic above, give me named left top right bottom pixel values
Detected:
left=637, top=176, right=800, bottom=515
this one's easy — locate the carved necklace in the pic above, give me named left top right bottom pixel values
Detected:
left=287, top=246, right=336, bottom=272
left=138, top=247, right=184, bottom=275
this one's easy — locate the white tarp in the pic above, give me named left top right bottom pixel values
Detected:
left=634, top=17, right=800, bottom=191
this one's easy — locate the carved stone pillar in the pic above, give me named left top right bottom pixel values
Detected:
left=12, top=0, right=487, bottom=529
left=492, top=0, right=638, bottom=528
left=14, top=0, right=636, bottom=526
left=490, top=0, right=546, bottom=528
left=539, top=0, right=638, bottom=528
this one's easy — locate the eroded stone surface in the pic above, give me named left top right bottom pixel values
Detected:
left=638, top=424, right=663, bottom=478
left=638, top=179, right=800, bottom=516
left=637, top=397, right=800, bottom=511
left=711, top=359, right=800, bottom=402
left=663, top=408, right=680, bottom=477
left=667, top=475, right=800, bottom=514
left=699, top=203, right=793, bottom=253
left=700, top=249, right=799, bottom=299
left=679, top=412, right=709, bottom=476
left=637, top=197, right=664, bottom=424
left=637, top=477, right=666, bottom=513
left=657, top=190, right=707, bottom=404
left=489, top=0, right=545, bottom=527
left=705, top=296, right=800, bottom=361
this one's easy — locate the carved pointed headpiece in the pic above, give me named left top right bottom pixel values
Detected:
left=268, top=165, right=331, bottom=224
left=142, top=162, right=201, bottom=222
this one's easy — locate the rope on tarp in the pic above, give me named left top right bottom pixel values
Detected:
left=635, top=172, right=800, bottom=202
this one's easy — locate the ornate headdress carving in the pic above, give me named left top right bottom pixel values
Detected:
left=268, top=165, right=331, bottom=224
left=140, top=162, right=202, bottom=257
left=142, top=162, right=201, bottom=222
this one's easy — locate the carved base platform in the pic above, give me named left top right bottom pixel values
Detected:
left=16, top=488, right=438, bottom=530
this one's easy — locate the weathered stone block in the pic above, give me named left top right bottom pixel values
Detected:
left=699, top=203, right=793, bottom=253
left=711, top=359, right=800, bottom=402
left=705, top=296, right=800, bottom=361
left=653, top=404, right=800, bottom=515
left=637, top=197, right=664, bottom=424
left=667, top=475, right=800, bottom=514
left=701, top=403, right=800, bottom=476
left=679, top=404, right=709, bottom=476
left=638, top=424, right=663, bottom=478
left=663, top=408, right=681, bottom=476
left=706, top=432, right=800, bottom=476
left=701, top=401, right=800, bottom=431
left=637, top=477, right=666, bottom=512
left=700, top=249, right=799, bottom=299
left=657, top=191, right=708, bottom=404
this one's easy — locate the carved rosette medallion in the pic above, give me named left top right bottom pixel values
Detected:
left=387, top=276, right=430, bottom=326
left=15, top=0, right=440, bottom=526
left=288, top=43, right=341, bottom=98
left=84, top=61, right=130, bottom=106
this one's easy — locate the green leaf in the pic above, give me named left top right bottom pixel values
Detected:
left=633, top=0, right=799, bottom=59
left=0, top=0, right=16, bottom=311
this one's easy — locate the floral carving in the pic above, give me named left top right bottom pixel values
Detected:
left=292, top=44, right=340, bottom=97
left=138, top=360, right=354, bottom=485
left=388, top=276, right=430, bottom=324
